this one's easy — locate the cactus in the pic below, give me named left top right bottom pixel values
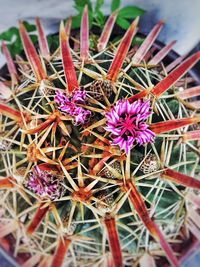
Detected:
left=0, top=2, right=200, bottom=267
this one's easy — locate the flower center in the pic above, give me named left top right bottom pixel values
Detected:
left=119, top=114, right=137, bottom=136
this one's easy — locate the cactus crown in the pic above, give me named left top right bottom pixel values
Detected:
left=0, top=1, right=200, bottom=267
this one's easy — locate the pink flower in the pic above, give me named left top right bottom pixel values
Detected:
left=72, top=106, right=91, bottom=125
left=72, top=88, right=86, bottom=103
left=54, top=88, right=91, bottom=125
left=26, top=166, right=64, bottom=200
left=105, top=99, right=155, bottom=154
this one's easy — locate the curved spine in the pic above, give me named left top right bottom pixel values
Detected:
left=106, top=17, right=139, bottom=82
left=123, top=181, right=179, bottom=267
left=97, top=10, right=118, bottom=51
left=149, top=117, right=200, bottom=134
left=19, top=21, right=46, bottom=81
left=132, top=20, right=164, bottom=64
left=80, top=5, right=89, bottom=61
left=35, top=17, right=50, bottom=60
left=60, top=21, right=79, bottom=93
left=104, top=216, right=123, bottom=267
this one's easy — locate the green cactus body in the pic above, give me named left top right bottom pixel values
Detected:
left=0, top=3, right=200, bottom=267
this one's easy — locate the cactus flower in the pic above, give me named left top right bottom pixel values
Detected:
left=26, top=166, right=64, bottom=200
left=55, top=89, right=91, bottom=125
left=105, top=99, right=155, bottom=154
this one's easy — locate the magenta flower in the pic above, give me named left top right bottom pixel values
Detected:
left=105, top=99, right=155, bottom=154
left=72, top=106, right=91, bottom=125
left=72, top=88, right=87, bottom=103
left=26, top=166, right=64, bottom=200
left=54, top=88, right=91, bottom=125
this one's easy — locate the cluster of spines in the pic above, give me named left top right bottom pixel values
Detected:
left=0, top=4, right=200, bottom=267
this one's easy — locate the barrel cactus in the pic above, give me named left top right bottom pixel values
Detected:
left=0, top=2, right=200, bottom=267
